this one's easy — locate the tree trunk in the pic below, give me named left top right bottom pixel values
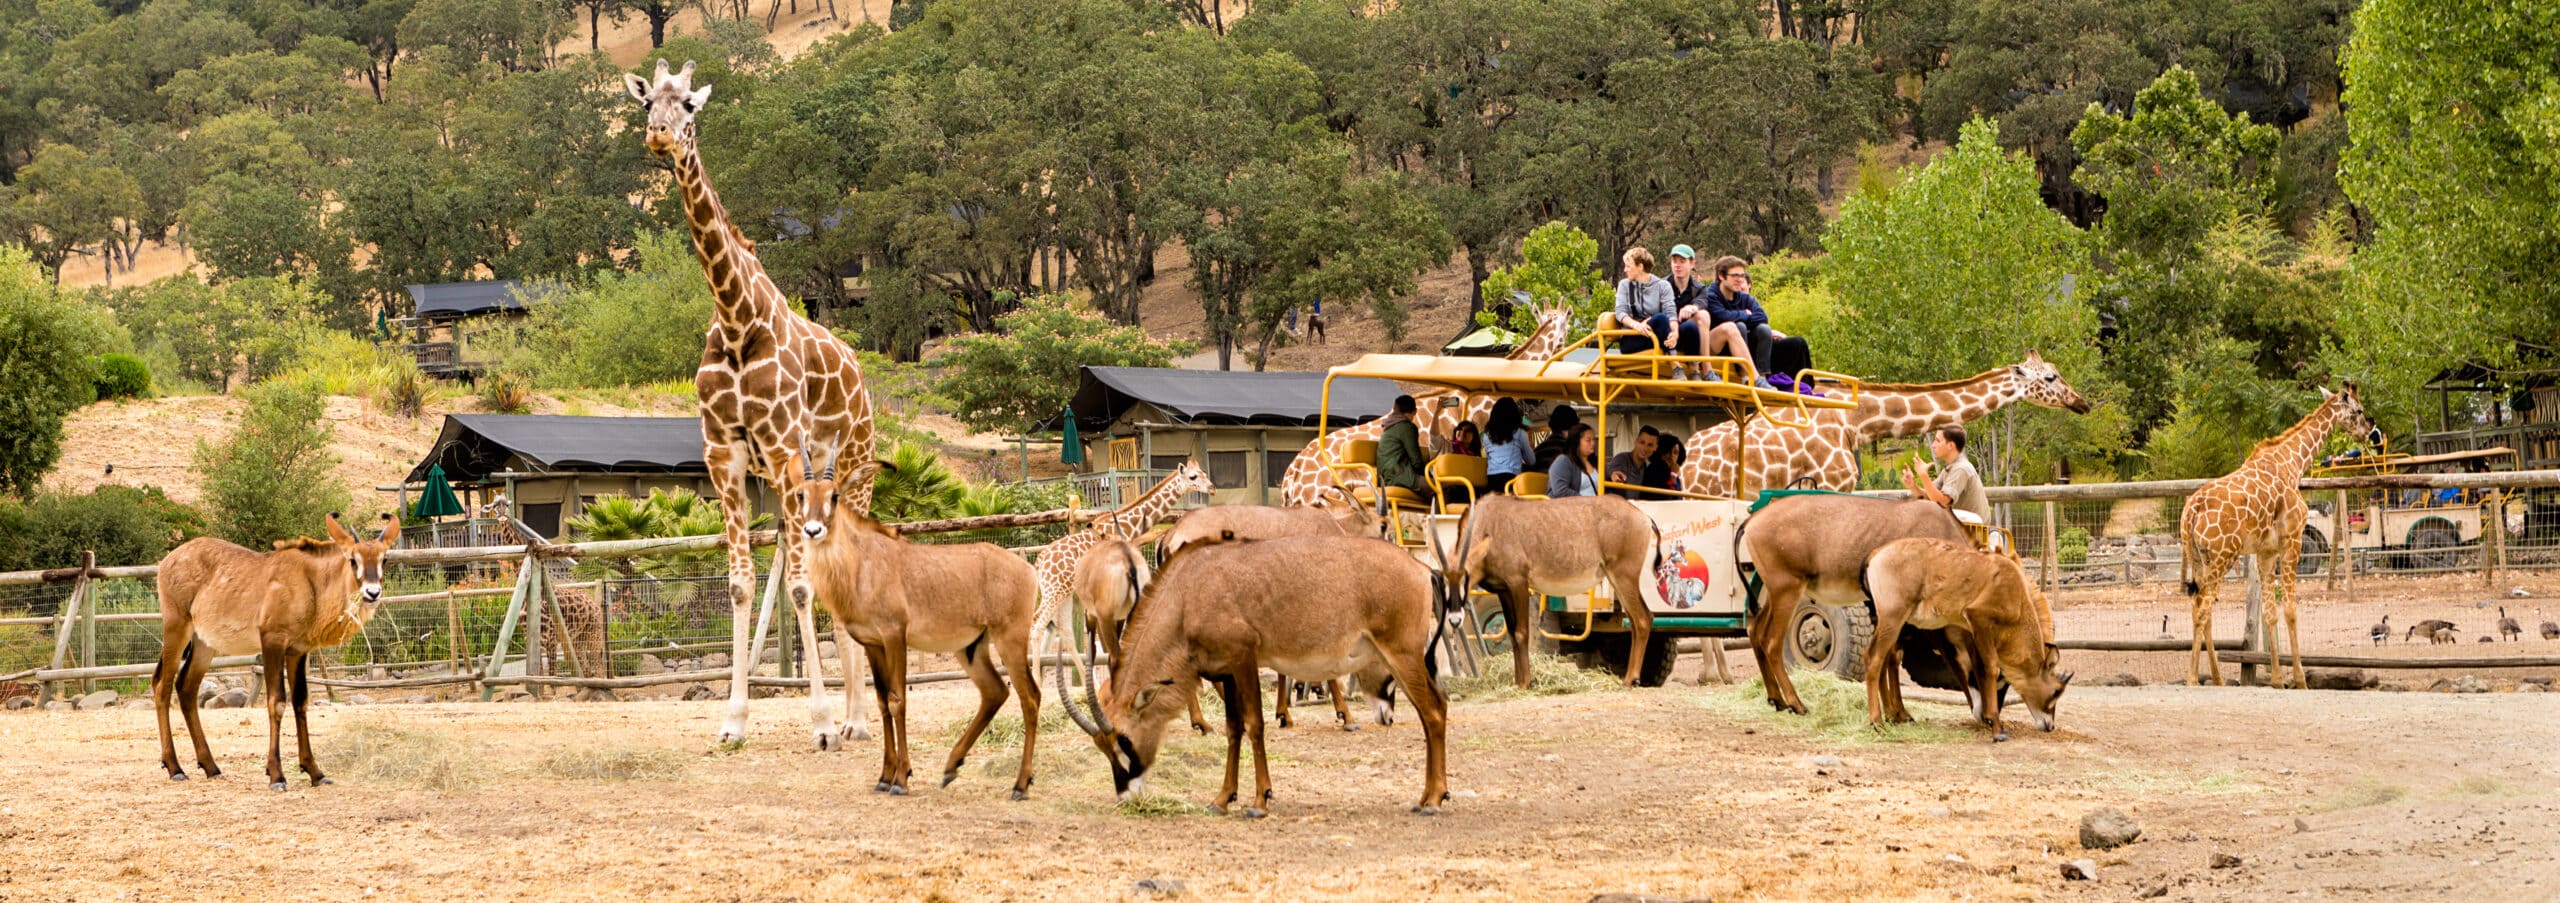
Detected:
left=648, top=5, right=671, bottom=47
left=590, top=3, right=603, bottom=52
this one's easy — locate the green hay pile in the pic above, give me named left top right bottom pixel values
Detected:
left=1695, top=670, right=1973, bottom=745
left=1114, top=794, right=1203, bottom=817
left=319, top=720, right=491, bottom=791
left=538, top=746, right=690, bottom=781
left=1446, top=653, right=1627, bottom=703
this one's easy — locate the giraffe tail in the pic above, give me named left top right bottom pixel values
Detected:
left=2179, top=535, right=2198, bottom=597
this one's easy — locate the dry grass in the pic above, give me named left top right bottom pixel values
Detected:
left=318, top=720, right=491, bottom=791
left=2315, top=777, right=2409, bottom=811
left=1445, top=652, right=1627, bottom=702
left=537, top=746, right=690, bottom=782
left=1695, top=671, right=1974, bottom=744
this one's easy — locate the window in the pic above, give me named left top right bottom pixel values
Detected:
left=520, top=503, right=562, bottom=540
left=1149, top=454, right=1191, bottom=474
left=1264, top=451, right=1299, bottom=488
left=1204, top=451, right=1250, bottom=489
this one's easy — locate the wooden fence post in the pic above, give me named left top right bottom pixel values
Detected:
left=76, top=551, right=97, bottom=695
left=2327, top=490, right=2348, bottom=591
left=524, top=564, right=548, bottom=700
left=2041, top=501, right=2060, bottom=592
left=479, top=554, right=542, bottom=701
left=2483, top=493, right=2502, bottom=588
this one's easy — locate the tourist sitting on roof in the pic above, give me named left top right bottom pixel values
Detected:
left=1703, top=255, right=1820, bottom=394
left=1613, top=247, right=1703, bottom=374
left=1667, top=245, right=1737, bottom=382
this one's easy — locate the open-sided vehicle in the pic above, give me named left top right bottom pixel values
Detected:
left=1318, top=322, right=1917, bottom=686
left=2303, top=447, right=2527, bottom=572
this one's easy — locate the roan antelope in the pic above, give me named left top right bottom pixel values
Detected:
left=1158, top=503, right=1391, bottom=729
left=1442, top=494, right=1662, bottom=688
left=153, top=512, right=399, bottom=790
left=795, top=461, right=1043, bottom=799
left=1736, top=492, right=1974, bottom=715
left=1060, top=535, right=1453, bottom=817
left=1861, top=538, right=2069, bottom=741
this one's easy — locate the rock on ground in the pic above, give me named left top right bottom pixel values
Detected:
left=2209, top=852, right=2243, bottom=869
left=75, top=690, right=118, bottom=710
left=682, top=683, right=717, bottom=701
left=2306, top=668, right=2379, bottom=691
left=4, top=696, right=33, bottom=710
left=214, top=688, right=251, bottom=709
left=700, top=653, right=732, bottom=671
left=2060, top=859, right=2097, bottom=881
left=2087, top=673, right=2142, bottom=687
left=2080, top=808, right=2143, bottom=850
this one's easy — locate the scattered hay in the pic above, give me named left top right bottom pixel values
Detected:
left=1694, top=671, right=1972, bottom=745
left=1115, top=794, right=1202, bottom=818
left=2452, top=776, right=2503, bottom=796
left=2315, top=778, right=2408, bottom=812
left=941, top=705, right=1073, bottom=749
left=2194, top=771, right=2271, bottom=794
left=319, top=720, right=490, bottom=791
left=538, top=746, right=690, bottom=781
left=1446, top=653, right=1626, bottom=703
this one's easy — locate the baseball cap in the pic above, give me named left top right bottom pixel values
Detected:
left=1669, top=244, right=1696, bottom=259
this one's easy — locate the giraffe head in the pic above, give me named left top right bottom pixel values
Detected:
left=1167, top=460, right=1214, bottom=501
left=2008, top=350, right=2092, bottom=413
left=2321, top=382, right=2383, bottom=448
left=625, top=59, right=711, bottom=157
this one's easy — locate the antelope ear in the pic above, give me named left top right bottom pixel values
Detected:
left=624, top=72, right=650, bottom=102
left=323, top=512, right=355, bottom=545
left=378, top=511, right=401, bottom=545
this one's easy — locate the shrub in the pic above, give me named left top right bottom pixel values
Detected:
left=937, top=294, right=1188, bottom=434
left=93, top=353, right=151, bottom=399
left=0, top=244, right=109, bottom=496
left=194, top=379, right=350, bottom=547
left=478, top=371, right=532, bottom=414
left=0, top=486, right=198, bottom=570
left=91, top=275, right=324, bottom=390
left=499, top=231, right=713, bottom=388
left=2058, top=526, right=2092, bottom=566
left=385, top=368, right=432, bottom=418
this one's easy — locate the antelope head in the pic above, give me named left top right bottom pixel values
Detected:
left=316, top=512, right=398, bottom=605
left=788, top=451, right=891, bottom=542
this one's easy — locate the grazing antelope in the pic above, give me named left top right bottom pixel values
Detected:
left=1443, top=494, right=1661, bottom=689
left=1061, top=535, right=1453, bottom=817
left=793, top=461, right=1043, bottom=799
left=1737, top=493, right=1974, bottom=714
left=2370, top=614, right=2390, bottom=647
left=152, top=513, right=398, bottom=789
left=1861, top=538, right=2069, bottom=740
left=2405, top=619, right=2454, bottom=644
left=2498, top=607, right=2522, bottom=642
left=1159, top=503, right=1389, bottom=729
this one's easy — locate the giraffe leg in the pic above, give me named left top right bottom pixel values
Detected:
left=2190, top=574, right=2220, bottom=687
left=2276, top=543, right=2306, bottom=690
left=835, top=625, right=871, bottom=742
left=708, top=442, right=760, bottom=746
left=751, top=445, right=841, bottom=751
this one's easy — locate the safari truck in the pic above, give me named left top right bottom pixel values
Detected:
left=2301, top=447, right=2527, bottom=572
left=1316, top=323, right=1947, bottom=688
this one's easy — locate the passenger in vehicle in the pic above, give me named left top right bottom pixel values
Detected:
left=1482, top=398, right=1535, bottom=494
left=1614, top=247, right=1700, bottom=366
left=1438, top=419, right=1484, bottom=505
left=1605, top=426, right=1662, bottom=498
left=1546, top=424, right=1600, bottom=497
left=1375, top=394, right=1430, bottom=510
left=1530, top=405, right=1582, bottom=474
left=1652, top=432, right=1685, bottom=496
left=1702, top=255, right=1818, bottom=393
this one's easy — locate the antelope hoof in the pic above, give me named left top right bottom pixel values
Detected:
left=941, top=770, right=959, bottom=788
left=1340, top=722, right=1360, bottom=733
left=312, top=776, right=332, bottom=786
left=1240, top=807, right=1267, bottom=819
left=887, top=784, right=909, bottom=796
left=168, top=772, right=188, bottom=781
left=1010, top=788, right=1029, bottom=802
left=874, top=781, right=892, bottom=793
left=1412, top=805, right=1440, bottom=816
left=1190, top=721, right=1211, bottom=736
left=1993, top=730, right=2011, bottom=743
left=268, top=780, right=288, bottom=792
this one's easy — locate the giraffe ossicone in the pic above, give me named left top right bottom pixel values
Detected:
left=634, top=58, right=880, bottom=749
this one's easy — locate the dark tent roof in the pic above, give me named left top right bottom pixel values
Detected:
left=406, top=281, right=545, bottom=319
left=406, top=415, right=705, bottom=483
left=1057, top=366, right=1405, bottom=432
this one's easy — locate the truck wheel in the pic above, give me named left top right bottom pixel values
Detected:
left=1635, top=631, right=1677, bottom=687
left=2296, top=528, right=2327, bottom=576
left=1573, top=630, right=1678, bottom=687
left=1781, top=599, right=1873, bottom=681
left=2406, top=521, right=2461, bottom=571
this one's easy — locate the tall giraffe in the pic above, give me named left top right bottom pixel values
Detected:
left=2180, top=384, right=2378, bottom=689
left=1032, top=461, right=1214, bottom=645
left=629, top=60, right=878, bottom=749
left=1276, top=301, right=1577, bottom=508
left=1676, top=351, right=2092, bottom=498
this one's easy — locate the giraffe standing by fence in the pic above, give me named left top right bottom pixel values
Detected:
left=1676, top=352, right=2092, bottom=498
left=1032, top=462, right=1213, bottom=650
left=1277, top=301, right=1576, bottom=509
left=2180, top=384, right=2379, bottom=689
left=629, top=60, right=878, bottom=749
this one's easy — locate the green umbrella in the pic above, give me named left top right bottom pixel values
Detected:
left=413, top=464, right=466, bottom=519
left=375, top=307, right=392, bottom=343
left=1060, top=408, right=1085, bottom=466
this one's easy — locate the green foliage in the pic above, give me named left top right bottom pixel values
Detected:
left=1824, top=119, right=2121, bottom=471
left=500, top=231, right=712, bottom=388
left=0, top=245, right=108, bottom=496
left=866, top=439, right=965, bottom=523
left=477, top=370, right=532, bottom=414
left=563, top=486, right=765, bottom=577
left=193, top=378, right=349, bottom=547
left=937, top=294, right=1189, bottom=435
left=93, top=353, right=150, bottom=398
left=0, top=485, right=203, bottom=570
left=2139, top=336, right=2327, bottom=479
left=2332, top=0, right=2560, bottom=422
left=93, top=275, right=328, bottom=390
left=1476, top=221, right=1612, bottom=345
left=2057, top=526, right=2091, bottom=567
left=2072, top=66, right=2282, bottom=263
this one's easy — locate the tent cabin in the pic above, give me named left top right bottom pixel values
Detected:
left=1056, top=366, right=1405, bottom=505
left=396, top=281, right=549, bottom=379
left=391, top=415, right=734, bottom=544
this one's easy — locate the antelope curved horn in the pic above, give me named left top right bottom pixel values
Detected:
left=1049, top=627, right=1102, bottom=737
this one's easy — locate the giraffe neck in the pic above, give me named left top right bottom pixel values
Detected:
left=2246, top=399, right=2347, bottom=479
left=1455, top=314, right=1572, bottom=423
left=668, top=139, right=771, bottom=335
left=1101, top=474, right=1186, bottom=539
left=1854, top=370, right=2021, bottom=441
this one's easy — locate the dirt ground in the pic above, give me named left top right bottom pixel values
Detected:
left=2048, top=570, right=2560, bottom=687
left=5, top=658, right=2555, bottom=902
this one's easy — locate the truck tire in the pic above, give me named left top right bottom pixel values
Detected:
left=1780, top=599, right=1873, bottom=681
left=2296, top=528, right=2327, bottom=576
left=1575, top=630, right=1679, bottom=687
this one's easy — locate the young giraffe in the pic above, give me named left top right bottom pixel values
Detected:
left=1032, top=461, right=1215, bottom=649
left=1276, top=301, right=1576, bottom=509
left=629, top=60, right=878, bottom=749
left=2180, top=384, right=2379, bottom=689
left=1676, top=351, right=2092, bottom=498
